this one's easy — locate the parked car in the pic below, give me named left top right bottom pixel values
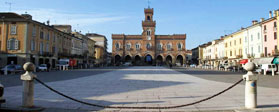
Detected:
left=0, top=64, right=23, bottom=74
left=254, top=65, right=262, bottom=74
left=190, top=64, right=197, bottom=68
left=261, top=64, right=276, bottom=73
left=227, top=66, right=239, bottom=71
left=123, top=62, right=132, bottom=66
left=37, top=64, right=48, bottom=72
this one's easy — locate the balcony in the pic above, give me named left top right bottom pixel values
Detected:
left=223, top=57, right=228, bottom=60
left=236, top=55, right=243, bottom=58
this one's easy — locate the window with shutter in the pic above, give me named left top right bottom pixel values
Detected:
left=177, top=43, right=182, bottom=50
left=46, top=43, right=49, bottom=52
left=31, top=40, right=36, bottom=51
left=11, top=25, right=17, bottom=35
left=167, top=43, right=172, bottom=51
left=7, top=39, right=10, bottom=50
left=32, top=26, right=36, bottom=37
left=8, top=38, right=17, bottom=50
left=15, top=39, right=19, bottom=50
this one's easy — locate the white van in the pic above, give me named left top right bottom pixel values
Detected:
left=261, top=64, right=276, bottom=72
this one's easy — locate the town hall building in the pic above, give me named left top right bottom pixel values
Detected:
left=112, top=8, right=187, bottom=66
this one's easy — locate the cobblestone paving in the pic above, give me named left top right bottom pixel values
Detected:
left=2, top=66, right=279, bottom=111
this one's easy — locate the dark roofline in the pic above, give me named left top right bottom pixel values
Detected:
left=0, top=12, right=74, bottom=38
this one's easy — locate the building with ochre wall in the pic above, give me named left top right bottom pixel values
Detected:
left=0, top=13, right=72, bottom=68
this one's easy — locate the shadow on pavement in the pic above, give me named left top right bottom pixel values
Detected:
left=0, top=66, right=132, bottom=87
left=258, top=104, right=279, bottom=108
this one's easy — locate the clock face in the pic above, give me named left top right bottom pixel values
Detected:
left=147, top=36, right=151, bottom=40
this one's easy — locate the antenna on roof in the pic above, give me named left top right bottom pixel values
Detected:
left=5, top=2, right=14, bottom=12
left=147, top=0, right=150, bottom=8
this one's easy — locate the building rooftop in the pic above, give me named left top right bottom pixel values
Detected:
left=86, top=33, right=105, bottom=37
left=0, top=12, right=25, bottom=19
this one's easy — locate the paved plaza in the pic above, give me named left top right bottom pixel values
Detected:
left=1, top=66, right=279, bottom=111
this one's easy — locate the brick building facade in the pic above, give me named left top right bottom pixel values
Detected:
left=112, top=8, right=187, bottom=66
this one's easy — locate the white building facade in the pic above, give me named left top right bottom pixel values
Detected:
left=243, top=23, right=263, bottom=59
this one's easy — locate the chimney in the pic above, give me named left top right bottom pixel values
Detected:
left=21, top=14, right=32, bottom=20
left=269, top=11, right=272, bottom=18
left=252, top=20, right=258, bottom=25
left=46, top=20, right=50, bottom=26
left=277, top=10, right=279, bottom=17
left=260, top=18, right=264, bottom=22
left=273, top=10, right=276, bottom=17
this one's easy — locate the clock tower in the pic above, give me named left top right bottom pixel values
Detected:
left=142, top=8, right=156, bottom=41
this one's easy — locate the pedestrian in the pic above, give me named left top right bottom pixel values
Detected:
left=47, top=63, right=51, bottom=72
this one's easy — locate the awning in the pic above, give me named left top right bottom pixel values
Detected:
left=273, top=57, right=279, bottom=64
left=240, top=59, right=248, bottom=64
left=253, top=57, right=274, bottom=65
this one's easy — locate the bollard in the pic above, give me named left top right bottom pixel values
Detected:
left=21, top=62, right=36, bottom=108
left=243, top=62, right=258, bottom=109
left=264, top=69, right=266, bottom=75
left=272, top=69, right=275, bottom=76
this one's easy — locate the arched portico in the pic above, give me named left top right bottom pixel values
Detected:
left=145, top=54, right=153, bottom=65
left=166, top=55, right=173, bottom=65
left=176, top=55, right=184, bottom=66
left=124, top=55, right=132, bottom=62
left=114, top=55, right=121, bottom=66
left=156, top=55, right=163, bottom=66
left=134, top=55, right=141, bottom=65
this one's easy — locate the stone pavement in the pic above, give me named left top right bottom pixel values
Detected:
left=2, top=66, right=279, bottom=111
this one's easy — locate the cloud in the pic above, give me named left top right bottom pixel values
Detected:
left=7, top=8, right=128, bottom=29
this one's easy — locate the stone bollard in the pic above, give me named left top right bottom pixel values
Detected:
left=272, top=69, right=275, bottom=76
left=243, top=62, right=258, bottom=109
left=21, top=62, right=36, bottom=108
left=264, top=69, right=266, bottom=75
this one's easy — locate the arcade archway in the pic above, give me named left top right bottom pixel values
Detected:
left=114, top=55, right=121, bottom=66
left=176, top=55, right=183, bottom=66
left=156, top=55, right=163, bottom=66
left=125, top=55, right=132, bottom=62
left=135, top=55, right=141, bottom=65
left=166, top=55, right=172, bottom=65
left=145, top=54, right=153, bottom=65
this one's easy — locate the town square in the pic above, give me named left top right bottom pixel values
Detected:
left=0, top=0, right=279, bottom=112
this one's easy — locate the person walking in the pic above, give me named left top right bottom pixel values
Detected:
left=47, top=63, right=51, bottom=72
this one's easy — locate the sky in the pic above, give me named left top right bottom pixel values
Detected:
left=0, top=0, right=278, bottom=52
